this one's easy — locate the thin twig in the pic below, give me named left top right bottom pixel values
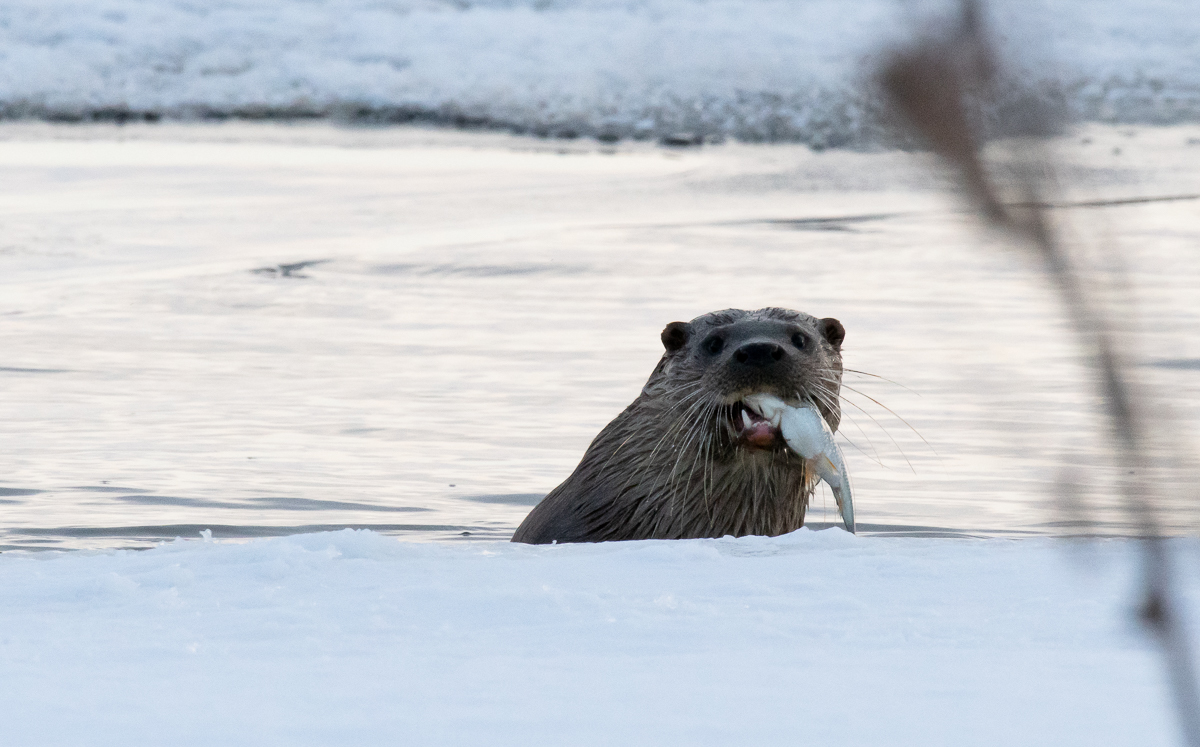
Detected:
left=880, top=1, right=1200, bottom=743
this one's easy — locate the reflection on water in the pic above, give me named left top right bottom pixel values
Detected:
left=0, top=122, right=1198, bottom=550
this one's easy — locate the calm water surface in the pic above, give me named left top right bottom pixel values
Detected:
left=1, top=122, right=1198, bottom=550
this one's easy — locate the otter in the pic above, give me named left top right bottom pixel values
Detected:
left=511, top=307, right=846, bottom=544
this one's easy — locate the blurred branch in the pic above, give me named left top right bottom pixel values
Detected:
left=880, top=1, right=1200, bottom=743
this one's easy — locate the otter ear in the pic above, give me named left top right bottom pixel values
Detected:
left=819, top=318, right=845, bottom=348
left=661, top=321, right=692, bottom=353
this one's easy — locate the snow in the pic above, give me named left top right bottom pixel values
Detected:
left=0, top=528, right=1189, bottom=744
left=1, top=1, right=1199, bottom=143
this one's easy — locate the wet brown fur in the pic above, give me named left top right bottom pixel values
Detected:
left=512, top=307, right=844, bottom=544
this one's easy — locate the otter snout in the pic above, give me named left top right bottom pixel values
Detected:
left=733, top=342, right=786, bottom=367
left=721, top=332, right=802, bottom=400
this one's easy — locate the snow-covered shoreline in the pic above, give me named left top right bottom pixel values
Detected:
left=2, top=1, right=1199, bottom=144
left=0, top=528, right=1187, bottom=745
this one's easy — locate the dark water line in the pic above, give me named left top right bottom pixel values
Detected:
left=9, top=523, right=478, bottom=539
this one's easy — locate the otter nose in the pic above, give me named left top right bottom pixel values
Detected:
left=734, top=342, right=785, bottom=367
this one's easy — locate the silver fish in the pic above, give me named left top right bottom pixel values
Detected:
left=743, top=393, right=855, bottom=533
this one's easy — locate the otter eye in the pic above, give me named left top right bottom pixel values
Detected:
left=791, top=333, right=807, bottom=350
left=702, top=336, right=725, bottom=355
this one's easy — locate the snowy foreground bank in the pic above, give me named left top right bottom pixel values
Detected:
left=0, top=529, right=1190, bottom=745
left=2, top=0, right=1200, bottom=143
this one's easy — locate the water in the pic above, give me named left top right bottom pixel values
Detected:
left=1, top=121, right=1198, bottom=550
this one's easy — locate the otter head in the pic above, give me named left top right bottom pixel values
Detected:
left=652, top=307, right=845, bottom=450
left=511, top=307, right=847, bottom=544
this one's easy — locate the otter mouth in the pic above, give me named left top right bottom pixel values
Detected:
left=729, top=399, right=783, bottom=449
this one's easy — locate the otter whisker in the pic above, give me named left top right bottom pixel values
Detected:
left=663, top=405, right=712, bottom=539
left=607, top=396, right=708, bottom=522
left=808, top=385, right=885, bottom=467
left=596, top=432, right=638, bottom=482
left=806, top=386, right=863, bottom=458
left=811, top=364, right=922, bottom=466
left=687, top=405, right=714, bottom=524
left=836, top=389, right=917, bottom=473
left=663, top=382, right=711, bottom=411
left=670, top=400, right=720, bottom=498
left=701, top=417, right=715, bottom=524
left=839, top=381, right=939, bottom=457
left=677, top=400, right=717, bottom=492
left=843, top=368, right=921, bottom=396
left=806, top=383, right=841, bottom=422
left=831, top=431, right=885, bottom=467
left=637, top=392, right=719, bottom=508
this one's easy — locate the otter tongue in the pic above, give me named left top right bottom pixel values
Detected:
left=737, top=401, right=777, bottom=447
left=743, top=419, right=776, bottom=447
